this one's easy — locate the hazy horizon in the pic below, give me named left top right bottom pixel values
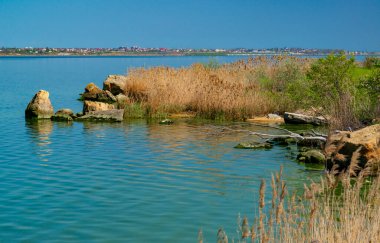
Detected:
left=0, top=45, right=373, bottom=52
left=0, top=0, right=379, bottom=51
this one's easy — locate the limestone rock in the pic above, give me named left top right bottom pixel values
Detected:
left=91, top=90, right=116, bottom=103
left=81, top=83, right=116, bottom=103
left=85, top=82, right=102, bottom=94
left=83, top=101, right=115, bottom=114
left=51, top=108, right=74, bottom=121
left=25, top=90, right=54, bottom=119
left=284, top=112, right=327, bottom=126
left=81, top=82, right=102, bottom=100
left=77, top=109, right=124, bottom=122
left=103, top=75, right=128, bottom=95
left=326, top=124, right=380, bottom=175
left=104, top=90, right=117, bottom=102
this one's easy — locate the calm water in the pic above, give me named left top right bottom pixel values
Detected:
left=0, top=56, right=325, bottom=242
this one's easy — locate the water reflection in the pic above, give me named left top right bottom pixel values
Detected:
left=19, top=118, right=323, bottom=242
left=25, top=119, right=53, bottom=162
left=144, top=121, right=268, bottom=195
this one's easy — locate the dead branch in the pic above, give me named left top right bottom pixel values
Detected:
left=206, top=124, right=327, bottom=142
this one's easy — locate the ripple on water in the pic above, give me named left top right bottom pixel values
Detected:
left=0, top=119, right=323, bottom=242
left=0, top=54, right=327, bottom=242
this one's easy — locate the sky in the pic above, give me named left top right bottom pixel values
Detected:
left=0, top=0, right=379, bottom=51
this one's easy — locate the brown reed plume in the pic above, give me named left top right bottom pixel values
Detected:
left=211, top=165, right=380, bottom=242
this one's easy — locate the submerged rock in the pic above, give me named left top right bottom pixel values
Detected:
left=103, top=75, right=128, bottom=95
left=284, top=112, right=327, bottom=126
left=234, top=142, right=273, bottom=149
left=77, top=109, right=124, bottom=122
left=25, top=90, right=54, bottom=119
left=326, top=124, right=380, bottom=175
left=83, top=100, right=115, bottom=114
left=51, top=108, right=74, bottom=121
left=297, top=149, right=326, bottom=164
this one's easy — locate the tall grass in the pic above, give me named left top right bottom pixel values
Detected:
left=211, top=165, right=380, bottom=243
left=122, top=56, right=311, bottom=120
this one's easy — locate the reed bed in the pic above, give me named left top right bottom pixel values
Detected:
left=208, top=165, right=380, bottom=243
left=123, top=56, right=311, bottom=120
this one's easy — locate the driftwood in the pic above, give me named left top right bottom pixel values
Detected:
left=207, top=123, right=327, bottom=143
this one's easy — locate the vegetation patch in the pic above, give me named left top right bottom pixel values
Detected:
left=117, top=54, right=379, bottom=129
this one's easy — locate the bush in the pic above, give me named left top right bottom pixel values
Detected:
left=363, top=56, right=380, bottom=69
left=305, top=53, right=361, bottom=129
left=307, top=53, right=355, bottom=105
left=358, top=69, right=380, bottom=118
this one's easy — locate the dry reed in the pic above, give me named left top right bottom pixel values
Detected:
left=221, top=164, right=380, bottom=243
left=122, top=56, right=311, bottom=120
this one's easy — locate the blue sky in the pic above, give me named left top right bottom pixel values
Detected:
left=0, top=0, right=379, bottom=50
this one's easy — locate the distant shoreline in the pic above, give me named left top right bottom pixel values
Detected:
left=0, top=53, right=378, bottom=58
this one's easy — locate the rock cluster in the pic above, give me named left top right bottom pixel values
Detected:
left=83, top=100, right=115, bottom=114
left=25, top=74, right=130, bottom=122
left=78, top=76, right=129, bottom=121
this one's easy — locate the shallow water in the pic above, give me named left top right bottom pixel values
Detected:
left=0, top=56, right=323, bottom=242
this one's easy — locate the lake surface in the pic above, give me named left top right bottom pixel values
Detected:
left=0, top=56, right=325, bottom=242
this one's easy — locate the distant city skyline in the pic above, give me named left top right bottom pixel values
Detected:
left=0, top=0, right=379, bottom=51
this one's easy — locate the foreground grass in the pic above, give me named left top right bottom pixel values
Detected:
left=206, top=167, right=380, bottom=243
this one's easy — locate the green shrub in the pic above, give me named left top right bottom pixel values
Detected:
left=363, top=56, right=380, bottom=69
left=307, top=53, right=355, bottom=105
left=358, top=69, right=380, bottom=118
left=304, top=53, right=361, bottom=129
left=258, top=58, right=309, bottom=112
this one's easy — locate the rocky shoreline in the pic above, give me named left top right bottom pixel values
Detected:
left=24, top=74, right=379, bottom=176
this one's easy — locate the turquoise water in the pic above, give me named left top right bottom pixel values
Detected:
left=0, top=56, right=323, bottom=242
